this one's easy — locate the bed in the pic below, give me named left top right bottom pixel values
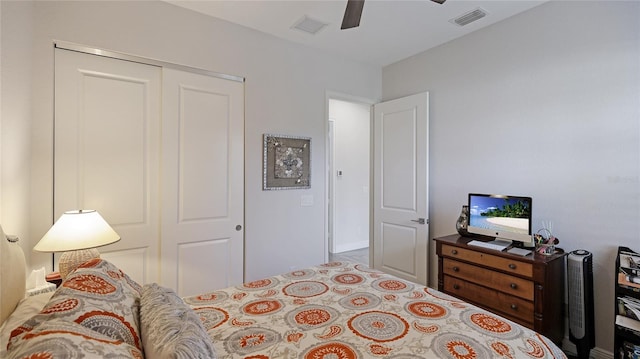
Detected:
left=0, top=224, right=567, bottom=358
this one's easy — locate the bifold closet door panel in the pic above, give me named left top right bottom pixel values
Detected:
left=161, top=68, right=245, bottom=297
left=54, top=48, right=162, bottom=284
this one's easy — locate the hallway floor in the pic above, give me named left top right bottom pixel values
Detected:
left=329, top=247, right=369, bottom=266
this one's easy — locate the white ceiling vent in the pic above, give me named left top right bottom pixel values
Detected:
left=450, top=8, right=488, bottom=27
left=292, top=15, right=328, bottom=35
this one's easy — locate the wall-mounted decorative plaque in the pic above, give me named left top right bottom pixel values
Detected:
left=263, top=134, right=311, bottom=190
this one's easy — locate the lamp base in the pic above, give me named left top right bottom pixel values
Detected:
left=59, top=248, right=101, bottom=279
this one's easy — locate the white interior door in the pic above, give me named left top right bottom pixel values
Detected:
left=161, top=68, right=244, bottom=296
left=372, top=92, right=429, bottom=285
left=328, top=119, right=335, bottom=253
left=54, top=49, right=161, bottom=285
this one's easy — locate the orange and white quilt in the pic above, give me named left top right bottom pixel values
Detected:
left=184, top=262, right=566, bottom=359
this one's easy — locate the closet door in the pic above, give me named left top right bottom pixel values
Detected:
left=54, top=49, right=161, bottom=284
left=161, top=68, right=244, bottom=296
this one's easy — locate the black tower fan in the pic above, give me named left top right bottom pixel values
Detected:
left=567, top=249, right=595, bottom=359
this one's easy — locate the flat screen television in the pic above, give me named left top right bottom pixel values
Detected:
left=467, top=193, right=534, bottom=247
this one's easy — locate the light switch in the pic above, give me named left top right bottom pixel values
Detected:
left=301, top=195, right=314, bottom=206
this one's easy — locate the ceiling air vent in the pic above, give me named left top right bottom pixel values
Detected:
left=450, top=8, right=488, bottom=27
left=292, top=15, right=328, bottom=35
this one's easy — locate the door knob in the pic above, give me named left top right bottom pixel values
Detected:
left=411, top=218, right=426, bottom=225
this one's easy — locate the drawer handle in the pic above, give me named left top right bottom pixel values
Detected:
left=510, top=283, right=517, bottom=289
left=451, top=249, right=458, bottom=255
left=510, top=304, right=518, bottom=310
left=453, top=284, right=460, bottom=290
left=452, top=266, right=459, bottom=272
left=508, top=263, right=517, bottom=270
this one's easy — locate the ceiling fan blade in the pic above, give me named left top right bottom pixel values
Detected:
left=341, top=0, right=365, bottom=30
left=431, top=0, right=446, bottom=4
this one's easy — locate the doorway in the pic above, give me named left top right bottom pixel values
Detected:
left=327, top=96, right=372, bottom=265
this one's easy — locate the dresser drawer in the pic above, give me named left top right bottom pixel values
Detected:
left=443, top=275, right=534, bottom=325
left=443, top=258, right=534, bottom=300
left=441, top=244, right=533, bottom=277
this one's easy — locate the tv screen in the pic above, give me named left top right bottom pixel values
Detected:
left=467, top=193, right=533, bottom=246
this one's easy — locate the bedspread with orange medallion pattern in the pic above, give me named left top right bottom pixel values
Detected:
left=184, top=262, right=566, bottom=359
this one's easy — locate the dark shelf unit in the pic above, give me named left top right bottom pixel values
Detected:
left=614, top=246, right=640, bottom=359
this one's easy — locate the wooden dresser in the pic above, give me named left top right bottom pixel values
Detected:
left=434, top=234, right=566, bottom=344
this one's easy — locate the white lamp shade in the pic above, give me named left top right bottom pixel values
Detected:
left=34, top=210, right=120, bottom=252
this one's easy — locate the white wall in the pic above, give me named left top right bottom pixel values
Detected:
left=383, top=1, right=639, bottom=354
left=329, top=99, right=370, bottom=253
left=0, top=0, right=381, bottom=281
left=0, top=1, right=34, bottom=258
left=0, top=0, right=2, bottom=226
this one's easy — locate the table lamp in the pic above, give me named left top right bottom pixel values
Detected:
left=34, top=210, right=120, bottom=279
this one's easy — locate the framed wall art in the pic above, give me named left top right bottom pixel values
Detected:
left=263, top=134, right=311, bottom=190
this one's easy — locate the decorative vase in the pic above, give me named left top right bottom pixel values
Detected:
left=456, top=205, right=469, bottom=236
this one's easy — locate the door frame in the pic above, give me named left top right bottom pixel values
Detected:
left=324, top=91, right=376, bottom=264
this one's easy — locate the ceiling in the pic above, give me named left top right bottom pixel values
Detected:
left=166, top=0, right=547, bottom=67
